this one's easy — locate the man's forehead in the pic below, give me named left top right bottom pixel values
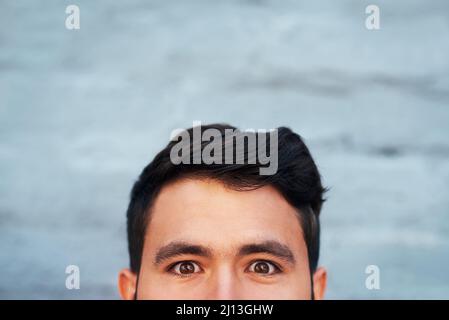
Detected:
left=150, top=179, right=303, bottom=226
left=144, top=178, right=306, bottom=253
left=153, top=178, right=290, bottom=209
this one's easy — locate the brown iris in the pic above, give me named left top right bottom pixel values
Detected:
left=179, top=262, right=195, bottom=274
left=253, top=261, right=270, bottom=273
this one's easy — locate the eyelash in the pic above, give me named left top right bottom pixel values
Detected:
left=246, top=260, right=283, bottom=276
left=166, top=260, right=283, bottom=277
left=166, top=260, right=203, bottom=278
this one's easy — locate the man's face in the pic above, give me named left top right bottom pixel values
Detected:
left=119, top=178, right=326, bottom=299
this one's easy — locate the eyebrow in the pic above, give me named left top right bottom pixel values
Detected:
left=154, top=240, right=295, bottom=266
left=237, top=240, right=296, bottom=265
left=154, top=241, right=212, bottom=265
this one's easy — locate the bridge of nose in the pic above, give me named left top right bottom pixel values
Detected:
left=204, top=262, right=244, bottom=300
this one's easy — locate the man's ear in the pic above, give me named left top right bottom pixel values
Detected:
left=312, top=267, right=327, bottom=300
left=118, top=269, right=137, bottom=300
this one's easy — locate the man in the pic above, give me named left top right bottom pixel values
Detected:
left=118, top=123, right=327, bottom=299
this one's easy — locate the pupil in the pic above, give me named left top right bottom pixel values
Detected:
left=179, top=262, right=194, bottom=274
left=254, top=262, right=269, bottom=273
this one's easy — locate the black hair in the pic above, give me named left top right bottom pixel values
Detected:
left=126, top=123, right=326, bottom=275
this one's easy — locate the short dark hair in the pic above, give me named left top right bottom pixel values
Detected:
left=126, top=123, right=326, bottom=273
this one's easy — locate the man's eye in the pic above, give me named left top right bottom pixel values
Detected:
left=247, top=260, right=281, bottom=275
left=169, top=261, right=202, bottom=276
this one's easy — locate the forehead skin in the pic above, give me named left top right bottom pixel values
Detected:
left=138, top=178, right=312, bottom=299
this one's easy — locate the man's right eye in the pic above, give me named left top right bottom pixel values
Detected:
left=168, top=261, right=202, bottom=276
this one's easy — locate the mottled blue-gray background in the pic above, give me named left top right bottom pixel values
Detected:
left=1, top=0, right=448, bottom=299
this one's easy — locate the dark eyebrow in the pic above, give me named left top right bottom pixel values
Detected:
left=154, top=241, right=212, bottom=265
left=238, top=241, right=296, bottom=265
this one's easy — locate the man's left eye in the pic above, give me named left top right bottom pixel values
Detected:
left=247, top=261, right=281, bottom=275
